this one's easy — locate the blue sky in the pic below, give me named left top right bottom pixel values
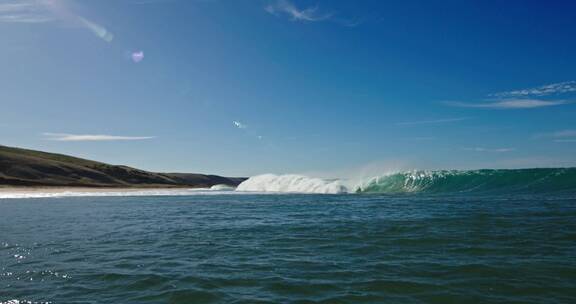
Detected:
left=1, top=0, right=575, bottom=176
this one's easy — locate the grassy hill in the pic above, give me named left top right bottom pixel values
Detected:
left=0, top=145, right=244, bottom=188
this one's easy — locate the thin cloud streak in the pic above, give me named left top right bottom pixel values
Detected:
left=0, top=0, right=114, bottom=43
left=0, top=3, right=33, bottom=12
left=463, top=147, right=515, bottom=153
left=335, top=17, right=363, bottom=27
left=405, top=137, right=436, bottom=141
left=491, top=81, right=576, bottom=98
left=43, top=133, right=155, bottom=142
left=448, top=99, right=570, bottom=109
left=0, top=0, right=53, bottom=23
left=395, top=117, right=469, bottom=126
left=265, top=0, right=331, bottom=22
left=131, top=0, right=174, bottom=4
left=0, top=14, right=52, bottom=23
left=535, top=130, right=576, bottom=139
left=448, top=82, right=575, bottom=111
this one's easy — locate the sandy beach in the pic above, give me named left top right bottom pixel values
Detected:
left=0, top=187, right=212, bottom=199
left=0, top=187, right=191, bottom=194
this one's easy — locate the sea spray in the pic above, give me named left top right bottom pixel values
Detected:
left=235, top=174, right=348, bottom=194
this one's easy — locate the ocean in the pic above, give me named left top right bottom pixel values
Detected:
left=1, top=169, right=576, bottom=303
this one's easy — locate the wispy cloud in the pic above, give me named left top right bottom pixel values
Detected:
left=463, top=147, right=515, bottom=153
left=0, top=0, right=53, bottom=23
left=405, top=137, right=436, bottom=141
left=43, top=133, right=155, bottom=142
left=395, top=117, right=469, bottom=126
left=265, top=0, right=331, bottom=22
left=233, top=121, right=247, bottom=129
left=491, top=81, right=576, bottom=98
left=0, top=0, right=114, bottom=42
left=535, top=130, right=576, bottom=143
left=0, top=1, right=114, bottom=43
left=448, top=99, right=570, bottom=109
left=448, top=81, right=575, bottom=110
left=335, top=17, right=363, bottom=28
left=536, top=129, right=576, bottom=138
left=129, top=0, right=182, bottom=5
left=130, top=0, right=175, bottom=4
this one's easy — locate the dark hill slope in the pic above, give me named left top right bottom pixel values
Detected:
left=0, top=145, right=244, bottom=188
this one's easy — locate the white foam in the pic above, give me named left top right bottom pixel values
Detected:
left=1, top=300, right=52, bottom=304
left=210, top=184, right=236, bottom=191
left=0, top=188, right=238, bottom=200
left=235, top=174, right=349, bottom=194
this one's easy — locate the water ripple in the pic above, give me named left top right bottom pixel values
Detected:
left=1, top=194, right=575, bottom=303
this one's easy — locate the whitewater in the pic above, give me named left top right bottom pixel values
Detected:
left=235, top=174, right=348, bottom=194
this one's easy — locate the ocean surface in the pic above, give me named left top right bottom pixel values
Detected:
left=1, top=193, right=576, bottom=303
left=1, top=169, right=576, bottom=303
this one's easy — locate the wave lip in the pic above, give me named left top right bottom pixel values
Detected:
left=236, top=174, right=348, bottom=194
left=357, top=168, right=576, bottom=194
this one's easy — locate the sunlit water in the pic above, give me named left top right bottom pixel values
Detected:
left=1, top=194, right=575, bottom=303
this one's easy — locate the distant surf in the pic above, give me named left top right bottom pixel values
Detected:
left=0, top=186, right=238, bottom=199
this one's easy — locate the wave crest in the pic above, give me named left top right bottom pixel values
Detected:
left=358, top=168, right=576, bottom=194
left=236, top=174, right=348, bottom=194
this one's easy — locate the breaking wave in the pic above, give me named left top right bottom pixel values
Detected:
left=235, top=174, right=347, bottom=194
left=236, top=168, right=576, bottom=195
left=358, top=168, right=576, bottom=194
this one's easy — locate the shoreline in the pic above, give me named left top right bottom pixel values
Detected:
left=0, top=186, right=205, bottom=195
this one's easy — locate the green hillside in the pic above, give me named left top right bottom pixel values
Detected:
left=0, top=145, right=244, bottom=188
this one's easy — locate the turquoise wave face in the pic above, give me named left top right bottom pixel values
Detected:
left=357, top=168, right=576, bottom=194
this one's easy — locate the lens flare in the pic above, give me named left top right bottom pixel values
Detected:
left=78, top=16, right=114, bottom=43
left=132, top=51, right=144, bottom=63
